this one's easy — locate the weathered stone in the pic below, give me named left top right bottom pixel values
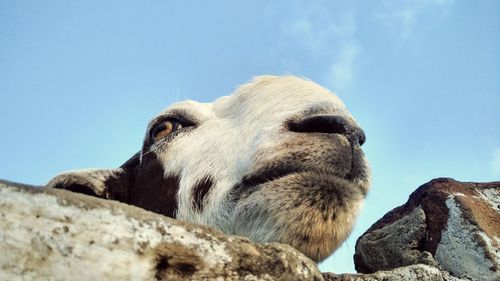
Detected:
left=3, top=177, right=498, bottom=280
left=323, top=264, right=445, bottom=281
left=354, top=178, right=500, bottom=281
left=322, top=264, right=473, bottom=281
left=352, top=206, right=438, bottom=271
left=0, top=180, right=323, bottom=281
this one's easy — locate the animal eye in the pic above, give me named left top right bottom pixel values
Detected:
left=150, top=119, right=184, bottom=141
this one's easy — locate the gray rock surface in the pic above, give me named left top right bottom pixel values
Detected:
left=0, top=180, right=323, bottom=281
left=2, top=178, right=498, bottom=280
left=354, top=178, right=499, bottom=281
left=323, top=264, right=444, bottom=281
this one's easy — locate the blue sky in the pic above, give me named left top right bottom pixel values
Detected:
left=1, top=0, right=498, bottom=274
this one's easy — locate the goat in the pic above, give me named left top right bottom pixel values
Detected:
left=47, top=76, right=370, bottom=262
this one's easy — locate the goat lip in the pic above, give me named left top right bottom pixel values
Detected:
left=239, top=167, right=352, bottom=190
left=240, top=168, right=300, bottom=188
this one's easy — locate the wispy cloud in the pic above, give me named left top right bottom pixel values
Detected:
left=283, top=10, right=356, bottom=51
left=492, top=148, right=500, bottom=177
left=280, top=3, right=359, bottom=92
left=329, top=41, right=359, bottom=91
left=374, top=0, right=454, bottom=41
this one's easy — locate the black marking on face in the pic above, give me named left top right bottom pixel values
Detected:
left=121, top=151, right=141, bottom=169
left=128, top=150, right=180, bottom=218
left=192, top=176, right=214, bottom=212
left=55, top=150, right=181, bottom=218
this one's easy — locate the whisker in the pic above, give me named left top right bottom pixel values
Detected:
left=138, top=149, right=156, bottom=162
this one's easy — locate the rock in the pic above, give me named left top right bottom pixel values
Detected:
left=3, top=177, right=498, bottom=280
left=323, top=264, right=444, bottom=281
left=0, top=180, right=323, bottom=281
left=354, top=178, right=500, bottom=281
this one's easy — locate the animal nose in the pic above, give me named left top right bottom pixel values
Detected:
left=288, top=115, right=366, bottom=146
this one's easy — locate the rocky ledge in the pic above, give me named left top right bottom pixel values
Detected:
left=0, top=178, right=498, bottom=280
left=354, top=178, right=499, bottom=281
left=0, top=180, right=322, bottom=281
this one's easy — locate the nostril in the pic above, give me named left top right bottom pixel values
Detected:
left=354, top=128, right=366, bottom=146
left=288, top=115, right=366, bottom=146
left=288, top=115, right=348, bottom=135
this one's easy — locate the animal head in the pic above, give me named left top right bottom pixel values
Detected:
left=47, top=76, right=370, bottom=262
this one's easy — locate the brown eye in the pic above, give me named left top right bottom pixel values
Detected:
left=151, top=120, right=178, bottom=141
left=149, top=116, right=195, bottom=143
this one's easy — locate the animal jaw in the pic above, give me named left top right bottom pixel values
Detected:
left=47, top=75, right=371, bottom=262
